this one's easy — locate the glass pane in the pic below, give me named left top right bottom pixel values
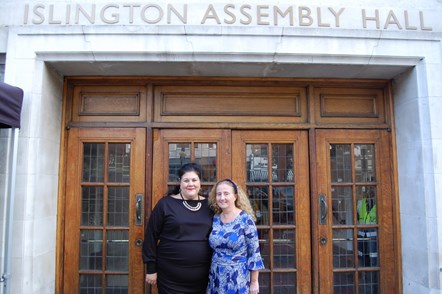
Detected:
left=108, top=143, right=130, bottom=183
left=195, top=143, right=217, bottom=182
left=258, top=229, right=270, bottom=269
left=80, top=230, right=103, bottom=271
left=355, top=144, right=376, bottom=183
left=333, top=229, right=355, bottom=268
left=274, top=272, right=297, bottom=294
left=83, top=143, right=104, bottom=182
left=106, top=230, right=129, bottom=271
left=80, top=274, right=102, bottom=294
left=330, top=144, right=352, bottom=183
left=247, top=144, right=269, bottom=182
left=273, top=229, right=296, bottom=268
left=359, top=271, right=380, bottom=293
left=332, top=186, right=353, bottom=225
left=357, top=229, right=379, bottom=267
left=81, top=187, right=104, bottom=226
left=259, top=272, right=271, bottom=294
left=357, top=186, right=377, bottom=225
left=272, top=186, right=294, bottom=225
left=107, top=187, right=129, bottom=227
left=168, top=143, right=191, bottom=181
left=272, top=144, right=294, bottom=183
left=106, top=275, right=128, bottom=293
left=248, top=186, right=269, bottom=225
left=334, top=272, right=355, bottom=294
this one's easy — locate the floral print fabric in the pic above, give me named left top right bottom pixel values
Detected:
left=207, top=211, right=265, bottom=294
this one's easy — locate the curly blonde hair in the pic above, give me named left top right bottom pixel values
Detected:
left=208, top=179, right=256, bottom=222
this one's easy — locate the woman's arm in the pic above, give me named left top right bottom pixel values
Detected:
left=250, top=270, right=260, bottom=294
left=142, top=199, right=165, bottom=274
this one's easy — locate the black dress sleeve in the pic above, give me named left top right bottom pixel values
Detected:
left=142, top=197, right=165, bottom=274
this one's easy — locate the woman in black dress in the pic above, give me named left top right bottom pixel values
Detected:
left=142, top=163, right=213, bottom=293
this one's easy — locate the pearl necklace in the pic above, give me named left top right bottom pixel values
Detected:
left=180, top=192, right=202, bottom=212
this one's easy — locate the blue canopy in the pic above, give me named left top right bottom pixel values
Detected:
left=0, top=82, right=23, bottom=128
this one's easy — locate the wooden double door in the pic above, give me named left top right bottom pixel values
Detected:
left=63, top=128, right=397, bottom=293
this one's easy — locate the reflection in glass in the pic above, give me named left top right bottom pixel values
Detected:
left=195, top=143, right=217, bottom=182
left=108, top=187, right=129, bottom=227
left=332, top=186, right=353, bottom=225
left=108, top=143, right=130, bottom=183
left=247, top=144, right=269, bottom=182
left=334, top=272, right=355, bottom=294
left=106, top=231, right=129, bottom=271
left=83, top=143, right=104, bottom=182
left=357, top=228, right=378, bottom=267
left=272, top=144, right=294, bottom=182
left=333, top=229, right=354, bottom=268
left=272, top=187, right=294, bottom=225
left=80, top=230, right=103, bottom=271
left=330, top=143, right=380, bottom=292
left=258, top=229, right=270, bottom=269
left=273, top=229, right=296, bottom=268
left=80, top=274, right=102, bottom=293
left=359, top=271, right=379, bottom=293
left=258, top=272, right=271, bottom=294
left=168, top=143, right=191, bottom=181
left=274, top=272, right=297, bottom=293
left=168, top=143, right=217, bottom=183
left=106, top=274, right=128, bottom=293
left=355, top=144, right=376, bottom=182
left=247, top=186, right=269, bottom=226
left=356, top=186, right=377, bottom=225
left=330, top=144, right=352, bottom=183
left=81, top=187, right=104, bottom=226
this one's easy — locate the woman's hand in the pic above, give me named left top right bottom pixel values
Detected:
left=145, top=273, right=157, bottom=285
left=250, top=280, right=259, bottom=294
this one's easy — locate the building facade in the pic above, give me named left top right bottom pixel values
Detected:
left=0, top=0, right=441, bottom=293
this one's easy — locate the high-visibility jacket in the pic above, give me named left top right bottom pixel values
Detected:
left=358, top=198, right=376, bottom=224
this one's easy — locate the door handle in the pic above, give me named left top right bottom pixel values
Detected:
left=319, top=194, right=327, bottom=225
left=135, top=193, right=143, bottom=226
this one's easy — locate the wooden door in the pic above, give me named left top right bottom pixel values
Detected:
left=232, top=130, right=311, bottom=293
left=63, top=128, right=146, bottom=293
left=315, top=130, right=398, bottom=293
left=152, top=129, right=310, bottom=293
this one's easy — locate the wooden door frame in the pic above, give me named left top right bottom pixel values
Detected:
left=61, top=128, right=146, bottom=294
left=314, top=129, right=399, bottom=293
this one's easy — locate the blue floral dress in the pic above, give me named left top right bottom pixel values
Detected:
left=207, top=211, right=265, bottom=294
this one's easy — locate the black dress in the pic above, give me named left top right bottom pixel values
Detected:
left=142, top=196, right=213, bottom=294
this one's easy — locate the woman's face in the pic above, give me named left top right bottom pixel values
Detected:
left=180, top=171, right=201, bottom=200
left=215, top=183, right=237, bottom=211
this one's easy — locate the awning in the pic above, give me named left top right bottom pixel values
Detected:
left=0, top=82, right=24, bottom=128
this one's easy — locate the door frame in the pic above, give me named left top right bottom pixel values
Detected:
left=314, top=129, right=399, bottom=293
left=62, top=128, right=146, bottom=294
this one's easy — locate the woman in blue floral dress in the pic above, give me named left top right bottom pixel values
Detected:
left=207, top=179, right=265, bottom=294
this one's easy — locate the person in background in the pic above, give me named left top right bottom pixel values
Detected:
left=207, top=178, right=265, bottom=294
left=142, top=163, right=213, bottom=294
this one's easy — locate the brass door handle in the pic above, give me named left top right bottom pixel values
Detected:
left=135, top=194, right=143, bottom=226
left=319, top=194, right=327, bottom=225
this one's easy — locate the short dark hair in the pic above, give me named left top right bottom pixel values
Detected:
left=178, top=162, right=202, bottom=180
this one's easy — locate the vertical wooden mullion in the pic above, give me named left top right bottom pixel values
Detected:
left=102, top=142, right=109, bottom=290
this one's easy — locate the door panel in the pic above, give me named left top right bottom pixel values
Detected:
left=232, top=131, right=311, bottom=294
left=152, top=129, right=231, bottom=205
left=64, top=128, right=145, bottom=294
left=316, top=130, right=397, bottom=293
left=150, top=129, right=230, bottom=294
